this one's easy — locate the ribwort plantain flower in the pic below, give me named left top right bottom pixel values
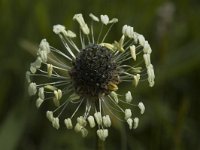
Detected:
left=26, top=13, right=155, bottom=141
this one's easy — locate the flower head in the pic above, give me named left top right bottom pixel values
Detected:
left=26, top=13, right=155, bottom=141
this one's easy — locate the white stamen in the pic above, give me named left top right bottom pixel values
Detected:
left=63, top=30, right=77, bottom=38
left=89, top=13, right=99, bottom=22
left=30, top=57, right=42, bottom=73
left=38, top=87, right=44, bottom=99
left=74, top=123, right=83, bottom=132
left=122, top=25, right=134, bottom=38
left=81, top=128, right=88, bottom=137
left=97, top=129, right=108, bottom=141
left=143, top=54, right=151, bottom=67
left=143, top=41, right=152, bottom=54
left=44, top=85, right=57, bottom=91
left=38, top=50, right=48, bottom=63
left=138, top=34, right=145, bottom=46
left=138, top=102, right=145, bottom=114
left=52, top=117, right=60, bottom=130
left=46, top=111, right=54, bottom=122
left=87, top=116, right=96, bottom=128
left=113, top=35, right=125, bottom=52
left=39, top=39, right=50, bottom=53
left=73, top=14, right=90, bottom=35
left=125, top=91, right=132, bottom=103
left=130, top=45, right=136, bottom=61
left=47, top=64, right=53, bottom=77
left=30, top=65, right=36, bottom=74
left=53, top=90, right=60, bottom=107
left=108, top=18, right=118, bottom=24
left=125, top=109, right=132, bottom=120
left=100, top=15, right=109, bottom=25
left=110, top=91, right=118, bottom=103
left=100, top=43, right=115, bottom=51
left=54, top=90, right=59, bottom=100
left=133, top=117, right=139, bottom=129
left=36, top=97, right=44, bottom=108
left=94, top=112, right=102, bottom=125
left=28, top=82, right=37, bottom=96
left=57, top=89, right=62, bottom=100
left=64, top=118, right=73, bottom=129
left=103, top=115, right=111, bottom=127
left=127, top=118, right=133, bottom=129
left=147, top=64, right=155, bottom=87
left=133, top=74, right=140, bottom=87
left=53, top=24, right=65, bottom=34
left=77, top=116, right=87, bottom=127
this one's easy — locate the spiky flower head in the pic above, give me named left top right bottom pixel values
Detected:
left=26, top=13, right=155, bottom=141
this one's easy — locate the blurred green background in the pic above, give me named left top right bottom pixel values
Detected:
left=0, top=0, right=200, bottom=150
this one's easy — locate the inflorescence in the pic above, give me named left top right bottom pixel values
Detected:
left=26, top=13, right=155, bottom=141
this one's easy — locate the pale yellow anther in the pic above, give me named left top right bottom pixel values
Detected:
left=57, top=89, right=62, bottom=100
left=100, top=43, right=115, bottom=51
left=44, top=85, right=57, bottom=91
left=73, top=14, right=90, bottom=35
left=64, top=118, right=73, bottom=129
left=133, top=74, right=140, bottom=87
left=130, top=45, right=136, bottom=61
left=113, top=35, right=125, bottom=52
left=89, top=13, right=99, bottom=22
left=47, top=64, right=53, bottom=77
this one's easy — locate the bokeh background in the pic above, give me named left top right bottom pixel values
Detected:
left=0, top=0, right=200, bottom=150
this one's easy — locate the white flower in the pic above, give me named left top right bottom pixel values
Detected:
left=27, top=13, right=155, bottom=141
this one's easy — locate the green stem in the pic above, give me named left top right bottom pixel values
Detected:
left=97, top=137, right=105, bottom=150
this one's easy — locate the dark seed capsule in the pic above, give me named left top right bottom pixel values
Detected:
left=69, top=44, right=120, bottom=98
